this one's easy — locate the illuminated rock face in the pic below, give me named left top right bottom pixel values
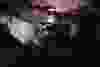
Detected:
left=56, top=0, right=73, bottom=8
left=72, top=0, right=80, bottom=8
left=32, top=0, right=80, bottom=16
left=47, top=0, right=72, bottom=8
